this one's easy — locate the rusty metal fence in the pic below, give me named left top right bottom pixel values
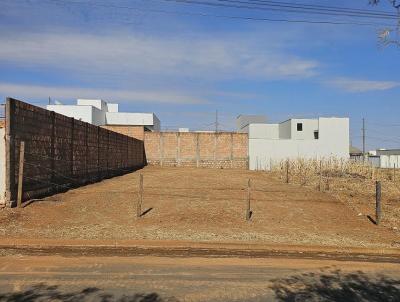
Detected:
left=5, top=98, right=145, bottom=206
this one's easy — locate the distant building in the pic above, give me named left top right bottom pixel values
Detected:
left=350, top=146, right=362, bottom=157
left=375, top=149, right=400, bottom=168
left=241, top=117, right=349, bottom=170
left=47, top=99, right=160, bottom=140
left=236, top=115, right=267, bottom=133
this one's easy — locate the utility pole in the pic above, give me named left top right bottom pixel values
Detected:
left=362, top=118, right=366, bottom=162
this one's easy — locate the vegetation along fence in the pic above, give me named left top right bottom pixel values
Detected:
left=5, top=98, right=145, bottom=206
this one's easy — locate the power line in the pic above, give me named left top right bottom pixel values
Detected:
left=216, top=0, right=398, bottom=18
left=367, top=122, right=400, bottom=127
left=36, top=0, right=396, bottom=27
left=161, top=0, right=399, bottom=20
left=227, top=0, right=397, bottom=16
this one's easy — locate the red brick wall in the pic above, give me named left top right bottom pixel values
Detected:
left=144, top=132, right=248, bottom=169
left=101, top=125, right=145, bottom=140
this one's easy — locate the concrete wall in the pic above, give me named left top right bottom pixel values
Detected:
left=47, top=105, right=95, bottom=124
left=249, top=124, right=279, bottom=139
left=144, top=132, right=248, bottom=169
left=105, top=112, right=161, bottom=130
left=236, top=115, right=267, bottom=132
left=0, top=128, right=5, bottom=207
left=249, top=117, right=349, bottom=170
left=290, top=119, right=319, bottom=140
left=380, top=155, right=400, bottom=168
left=279, top=120, right=291, bottom=139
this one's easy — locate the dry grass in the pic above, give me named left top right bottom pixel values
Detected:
left=272, top=158, right=400, bottom=231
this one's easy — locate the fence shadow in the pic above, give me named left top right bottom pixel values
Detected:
left=270, top=269, right=400, bottom=302
left=0, top=284, right=179, bottom=302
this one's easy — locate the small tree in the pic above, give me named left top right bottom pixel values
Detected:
left=370, top=0, right=400, bottom=46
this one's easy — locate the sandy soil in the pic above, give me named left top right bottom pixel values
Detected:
left=0, top=166, right=399, bottom=248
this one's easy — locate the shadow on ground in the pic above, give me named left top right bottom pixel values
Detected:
left=271, top=269, right=400, bottom=302
left=0, top=284, right=179, bottom=302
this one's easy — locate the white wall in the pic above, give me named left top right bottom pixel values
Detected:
left=91, top=106, right=106, bottom=125
left=291, top=119, right=319, bottom=140
left=380, top=155, right=400, bottom=168
left=47, top=105, right=94, bottom=124
left=77, top=99, right=106, bottom=111
left=48, top=100, right=160, bottom=130
left=0, top=128, right=5, bottom=206
left=107, top=103, right=119, bottom=112
left=153, top=115, right=161, bottom=131
left=249, top=124, right=279, bottom=139
left=279, top=120, right=291, bottom=139
left=249, top=117, right=349, bottom=170
left=106, top=112, right=158, bottom=127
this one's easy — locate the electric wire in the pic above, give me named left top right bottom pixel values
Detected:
left=39, top=0, right=397, bottom=27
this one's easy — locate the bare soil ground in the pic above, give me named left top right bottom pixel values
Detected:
left=1, top=255, right=399, bottom=301
left=0, top=166, right=399, bottom=248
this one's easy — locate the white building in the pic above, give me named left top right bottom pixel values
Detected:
left=245, top=117, right=350, bottom=170
left=374, top=149, right=400, bottom=168
left=47, top=99, right=160, bottom=131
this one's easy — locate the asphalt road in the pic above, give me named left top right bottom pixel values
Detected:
left=0, top=255, right=399, bottom=301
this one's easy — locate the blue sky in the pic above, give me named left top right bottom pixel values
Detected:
left=0, top=0, right=399, bottom=150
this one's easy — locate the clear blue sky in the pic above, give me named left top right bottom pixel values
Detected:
left=0, top=0, right=399, bottom=151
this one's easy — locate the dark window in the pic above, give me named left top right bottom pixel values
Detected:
left=297, top=123, right=303, bottom=131
left=314, top=131, right=319, bottom=139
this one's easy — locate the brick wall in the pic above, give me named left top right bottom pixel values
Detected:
left=101, top=125, right=145, bottom=140
left=144, top=132, right=248, bottom=169
left=5, top=98, right=145, bottom=206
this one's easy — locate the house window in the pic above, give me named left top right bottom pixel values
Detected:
left=314, top=131, right=319, bottom=139
left=297, top=123, right=303, bottom=131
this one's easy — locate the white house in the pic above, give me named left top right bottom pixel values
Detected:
left=245, top=117, right=350, bottom=170
left=47, top=99, right=160, bottom=131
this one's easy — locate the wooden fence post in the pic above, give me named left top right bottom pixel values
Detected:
left=160, top=133, right=164, bottom=167
left=137, top=174, right=143, bottom=218
left=286, top=160, right=289, bottom=184
left=246, top=179, right=251, bottom=221
left=17, top=141, right=25, bottom=208
left=196, top=133, right=200, bottom=168
left=393, top=164, right=396, bottom=182
left=376, top=181, right=382, bottom=225
left=319, top=161, right=323, bottom=192
left=325, top=176, right=330, bottom=191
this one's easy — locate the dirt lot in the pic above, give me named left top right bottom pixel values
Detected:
left=0, top=166, right=399, bottom=248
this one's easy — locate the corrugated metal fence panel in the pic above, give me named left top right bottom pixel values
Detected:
left=5, top=98, right=145, bottom=204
